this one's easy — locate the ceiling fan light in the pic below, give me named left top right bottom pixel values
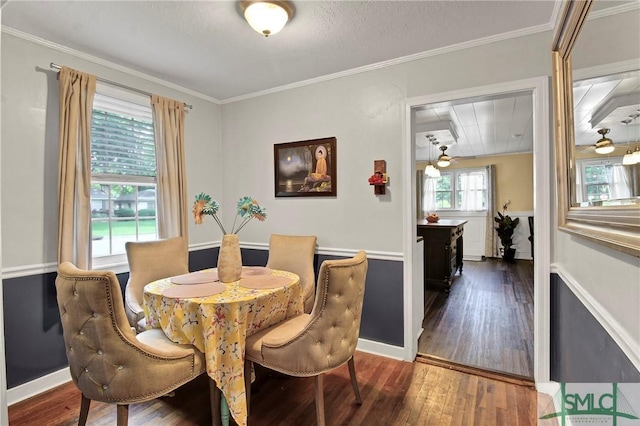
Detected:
left=242, top=1, right=293, bottom=37
left=594, top=142, right=615, bottom=155
left=437, top=154, right=451, bottom=168
left=632, top=147, right=640, bottom=163
left=594, top=128, right=615, bottom=155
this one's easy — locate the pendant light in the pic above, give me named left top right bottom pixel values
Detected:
left=594, top=128, right=615, bottom=154
left=424, top=136, right=441, bottom=177
left=622, top=117, right=635, bottom=165
left=631, top=112, right=640, bottom=164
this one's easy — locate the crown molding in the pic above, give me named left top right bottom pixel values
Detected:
left=221, top=22, right=553, bottom=104
left=589, top=2, right=640, bottom=20
left=0, top=26, right=221, bottom=105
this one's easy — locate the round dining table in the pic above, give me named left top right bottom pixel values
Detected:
left=143, top=267, right=302, bottom=426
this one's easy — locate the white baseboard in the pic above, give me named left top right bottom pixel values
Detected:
left=7, top=340, right=406, bottom=406
left=463, top=255, right=484, bottom=261
left=551, top=263, right=640, bottom=372
left=7, top=367, right=71, bottom=406
left=356, top=338, right=407, bottom=361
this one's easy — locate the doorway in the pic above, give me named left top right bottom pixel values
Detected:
left=403, top=77, right=551, bottom=385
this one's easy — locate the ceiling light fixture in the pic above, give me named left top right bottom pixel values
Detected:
left=621, top=117, right=636, bottom=165
left=437, top=145, right=452, bottom=168
left=240, top=1, right=294, bottom=37
left=632, top=112, right=640, bottom=164
left=424, top=135, right=441, bottom=177
left=594, top=128, right=615, bottom=154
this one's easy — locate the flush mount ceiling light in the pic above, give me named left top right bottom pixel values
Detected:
left=240, top=1, right=294, bottom=37
left=594, top=128, right=615, bottom=154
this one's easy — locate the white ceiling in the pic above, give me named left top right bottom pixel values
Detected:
left=1, top=0, right=559, bottom=102
left=573, top=71, right=640, bottom=149
left=2, top=0, right=638, bottom=160
left=414, top=91, right=534, bottom=161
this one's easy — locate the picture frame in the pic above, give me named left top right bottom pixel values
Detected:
left=274, top=137, right=337, bottom=197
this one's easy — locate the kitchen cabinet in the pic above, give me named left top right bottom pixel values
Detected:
left=417, top=219, right=466, bottom=294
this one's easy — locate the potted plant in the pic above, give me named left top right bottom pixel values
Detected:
left=494, top=200, right=520, bottom=262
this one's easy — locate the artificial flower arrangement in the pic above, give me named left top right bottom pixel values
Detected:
left=192, top=193, right=267, bottom=234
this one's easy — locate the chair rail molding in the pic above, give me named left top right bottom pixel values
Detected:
left=550, top=263, right=640, bottom=372
left=1, top=241, right=402, bottom=279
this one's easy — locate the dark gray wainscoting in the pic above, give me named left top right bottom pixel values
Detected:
left=3, top=270, right=128, bottom=388
left=550, top=273, right=640, bottom=382
left=3, top=247, right=403, bottom=390
left=317, top=254, right=404, bottom=347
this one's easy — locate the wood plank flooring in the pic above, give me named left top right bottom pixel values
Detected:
left=418, top=258, right=534, bottom=378
left=8, top=351, right=539, bottom=425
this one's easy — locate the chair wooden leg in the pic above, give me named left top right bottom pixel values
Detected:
left=348, top=356, right=363, bottom=404
left=244, top=360, right=252, bottom=415
left=315, top=374, right=326, bottom=426
left=209, top=378, right=222, bottom=426
left=78, top=394, right=91, bottom=426
left=116, top=404, right=129, bottom=426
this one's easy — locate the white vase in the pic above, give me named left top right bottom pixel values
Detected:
left=217, top=234, right=242, bottom=283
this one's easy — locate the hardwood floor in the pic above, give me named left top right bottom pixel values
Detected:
left=8, top=351, right=539, bottom=425
left=418, top=258, right=534, bottom=379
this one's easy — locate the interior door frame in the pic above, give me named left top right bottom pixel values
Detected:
left=402, top=76, right=551, bottom=386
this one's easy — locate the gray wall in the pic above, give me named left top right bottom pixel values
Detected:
left=2, top=8, right=639, bottom=395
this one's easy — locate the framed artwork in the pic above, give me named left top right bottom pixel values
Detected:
left=274, top=137, right=337, bottom=197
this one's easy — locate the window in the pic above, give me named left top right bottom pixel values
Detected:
left=90, top=86, right=158, bottom=258
left=426, top=167, right=488, bottom=211
left=576, top=158, right=630, bottom=206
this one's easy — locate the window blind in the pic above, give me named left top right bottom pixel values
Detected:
left=91, top=92, right=155, bottom=177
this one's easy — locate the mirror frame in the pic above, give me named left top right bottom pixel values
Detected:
left=552, top=0, right=640, bottom=257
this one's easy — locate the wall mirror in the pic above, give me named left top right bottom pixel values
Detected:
left=552, top=0, right=640, bottom=257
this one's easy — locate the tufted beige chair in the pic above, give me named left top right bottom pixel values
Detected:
left=55, top=262, right=210, bottom=426
left=125, top=236, right=189, bottom=332
left=266, top=234, right=317, bottom=313
left=245, top=251, right=368, bottom=426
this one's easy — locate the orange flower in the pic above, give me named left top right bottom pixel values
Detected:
left=193, top=199, right=207, bottom=224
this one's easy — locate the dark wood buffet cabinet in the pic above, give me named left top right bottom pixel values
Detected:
left=417, top=219, right=466, bottom=294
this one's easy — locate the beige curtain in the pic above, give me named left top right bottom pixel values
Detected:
left=151, top=94, right=188, bottom=239
left=624, top=163, right=640, bottom=197
left=57, top=67, right=96, bottom=268
left=416, top=169, right=424, bottom=220
left=484, top=164, right=497, bottom=258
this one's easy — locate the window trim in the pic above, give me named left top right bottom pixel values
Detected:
left=431, top=166, right=488, bottom=211
left=576, top=156, right=624, bottom=204
left=90, top=84, right=157, bottom=262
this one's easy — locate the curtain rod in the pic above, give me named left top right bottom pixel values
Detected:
left=50, top=63, right=193, bottom=110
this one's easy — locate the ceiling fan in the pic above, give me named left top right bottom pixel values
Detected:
left=437, top=145, right=454, bottom=167
left=581, top=128, right=615, bottom=154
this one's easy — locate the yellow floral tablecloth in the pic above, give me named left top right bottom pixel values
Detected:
left=143, top=269, right=302, bottom=426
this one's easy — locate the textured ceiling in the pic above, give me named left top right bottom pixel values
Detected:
left=1, top=0, right=558, bottom=102
left=3, top=1, right=637, bottom=160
